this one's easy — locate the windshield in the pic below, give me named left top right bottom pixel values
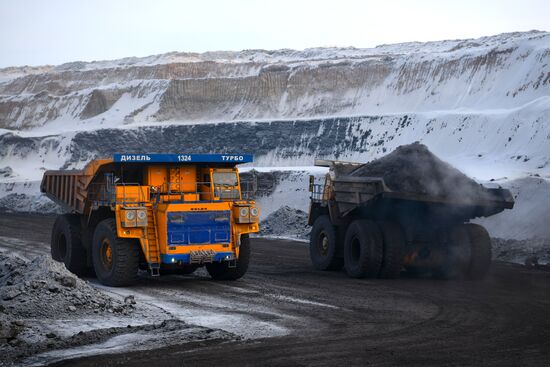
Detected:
left=212, top=171, right=238, bottom=186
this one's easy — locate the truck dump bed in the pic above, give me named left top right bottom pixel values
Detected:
left=314, top=147, right=514, bottom=222
left=41, top=169, right=85, bottom=212
left=41, top=159, right=112, bottom=213
left=329, top=174, right=514, bottom=219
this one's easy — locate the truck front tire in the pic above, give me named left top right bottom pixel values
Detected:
left=207, top=234, right=250, bottom=280
left=309, top=215, right=343, bottom=271
left=51, top=214, right=88, bottom=276
left=92, top=218, right=140, bottom=286
left=344, top=220, right=383, bottom=278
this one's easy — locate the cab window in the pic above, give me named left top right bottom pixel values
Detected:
left=212, top=171, right=238, bottom=186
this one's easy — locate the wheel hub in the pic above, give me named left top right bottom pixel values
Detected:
left=319, top=232, right=329, bottom=256
left=100, top=239, right=113, bottom=268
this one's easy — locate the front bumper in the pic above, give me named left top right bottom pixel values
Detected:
left=160, top=251, right=235, bottom=265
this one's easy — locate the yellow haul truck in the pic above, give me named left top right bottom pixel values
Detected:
left=41, top=154, right=259, bottom=286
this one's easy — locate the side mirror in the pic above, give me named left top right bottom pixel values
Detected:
left=308, top=175, right=315, bottom=192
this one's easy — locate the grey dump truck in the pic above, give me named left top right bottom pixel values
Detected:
left=308, top=159, right=515, bottom=280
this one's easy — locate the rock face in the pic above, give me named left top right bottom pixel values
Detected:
left=0, top=32, right=548, bottom=176
left=80, top=89, right=128, bottom=119
left=0, top=31, right=548, bottom=130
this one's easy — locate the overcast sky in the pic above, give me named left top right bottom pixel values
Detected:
left=0, top=0, right=548, bottom=67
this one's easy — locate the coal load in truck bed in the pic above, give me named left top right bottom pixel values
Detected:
left=349, top=143, right=493, bottom=203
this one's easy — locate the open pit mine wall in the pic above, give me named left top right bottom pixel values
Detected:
left=0, top=32, right=548, bottom=236
left=0, top=32, right=548, bottom=130
left=1, top=107, right=549, bottom=182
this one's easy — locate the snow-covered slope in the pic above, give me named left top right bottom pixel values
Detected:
left=1, top=31, right=548, bottom=132
left=0, top=31, right=549, bottom=252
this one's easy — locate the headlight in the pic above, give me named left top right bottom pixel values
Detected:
left=234, top=206, right=252, bottom=223
left=125, top=210, right=136, bottom=220
left=137, top=210, right=147, bottom=220
left=250, top=207, right=259, bottom=217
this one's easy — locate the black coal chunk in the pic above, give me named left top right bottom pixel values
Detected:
left=349, top=142, right=491, bottom=201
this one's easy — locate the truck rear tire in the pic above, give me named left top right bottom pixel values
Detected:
left=92, top=218, right=140, bottom=286
left=434, top=225, right=470, bottom=280
left=207, top=234, right=250, bottom=280
left=377, top=221, right=405, bottom=279
left=463, top=224, right=492, bottom=280
left=51, top=214, right=88, bottom=276
left=344, top=220, right=383, bottom=278
left=309, top=215, right=343, bottom=271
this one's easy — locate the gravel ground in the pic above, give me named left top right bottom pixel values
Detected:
left=55, top=240, right=550, bottom=367
left=1, top=214, right=550, bottom=367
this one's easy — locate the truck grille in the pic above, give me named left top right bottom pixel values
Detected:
left=167, top=211, right=231, bottom=245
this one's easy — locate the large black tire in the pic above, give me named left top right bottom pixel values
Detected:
left=309, top=215, right=343, bottom=271
left=206, top=234, right=250, bottom=280
left=463, top=223, right=492, bottom=280
left=51, top=214, right=88, bottom=276
left=344, top=220, right=383, bottom=278
left=377, top=221, right=406, bottom=279
left=91, top=218, right=140, bottom=286
left=51, top=216, right=66, bottom=262
left=434, top=225, right=471, bottom=280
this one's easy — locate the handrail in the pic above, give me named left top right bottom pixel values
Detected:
left=87, top=178, right=257, bottom=206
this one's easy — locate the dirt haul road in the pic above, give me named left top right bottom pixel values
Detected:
left=1, top=214, right=550, bottom=367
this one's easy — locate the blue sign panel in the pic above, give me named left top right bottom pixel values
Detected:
left=113, top=154, right=253, bottom=164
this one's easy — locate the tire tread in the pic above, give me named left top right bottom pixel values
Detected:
left=344, top=220, right=383, bottom=278
left=309, top=215, right=343, bottom=271
left=377, top=221, right=405, bottom=279
left=92, top=218, right=140, bottom=286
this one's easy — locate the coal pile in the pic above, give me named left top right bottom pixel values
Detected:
left=0, top=253, right=135, bottom=320
left=0, top=252, right=137, bottom=360
left=0, top=250, right=237, bottom=365
left=350, top=142, right=493, bottom=202
left=260, top=206, right=310, bottom=240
